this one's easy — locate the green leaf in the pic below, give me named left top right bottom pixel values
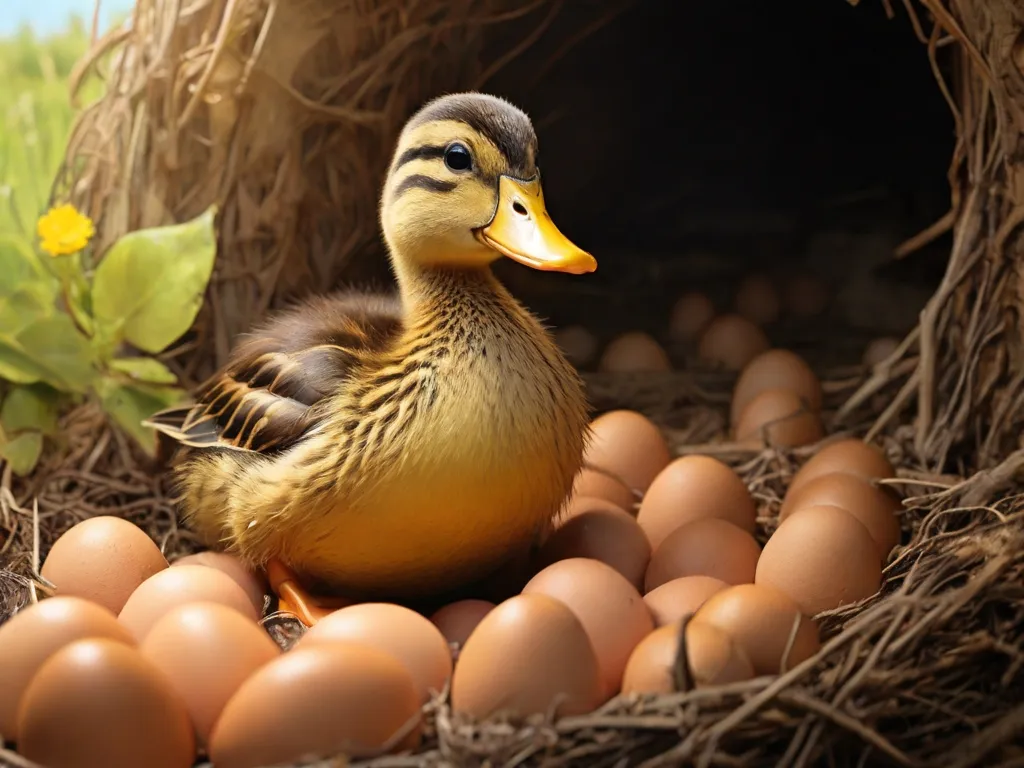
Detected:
left=0, top=313, right=96, bottom=392
left=91, top=206, right=217, bottom=354
left=109, top=357, right=178, bottom=385
left=0, top=236, right=55, bottom=297
left=0, top=431, right=43, bottom=476
left=0, top=343, right=54, bottom=384
left=0, top=284, right=55, bottom=335
left=1, top=384, right=60, bottom=435
left=95, top=376, right=185, bottom=455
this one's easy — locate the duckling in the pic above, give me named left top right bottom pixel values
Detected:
left=146, top=92, right=597, bottom=623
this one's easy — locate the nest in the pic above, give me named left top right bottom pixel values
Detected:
left=3, top=0, right=1024, bottom=765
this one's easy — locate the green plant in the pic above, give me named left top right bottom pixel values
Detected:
left=0, top=204, right=217, bottom=475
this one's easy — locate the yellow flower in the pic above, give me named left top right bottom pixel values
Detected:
left=37, top=204, right=95, bottom=256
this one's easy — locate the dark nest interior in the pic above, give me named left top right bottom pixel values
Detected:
left=2, top=0, right=1024, bottom=766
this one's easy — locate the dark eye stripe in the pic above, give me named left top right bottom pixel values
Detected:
left=393, top=174, right=457, bottom=198
left=395, top=144, right=446, bottom=168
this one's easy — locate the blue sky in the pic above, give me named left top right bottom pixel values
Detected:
left=2, top=0, right=135, bottom=37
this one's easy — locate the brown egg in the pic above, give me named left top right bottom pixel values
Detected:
left=862, top=337, right=900, bottom=368
left=730, top=349, right=823, bottom=426
left=429, top=600, right=495, bottom=649
left=172, top=552, right=267, bottom=614
left=41, top=516, right=169, bottom=615
left=620, top=623, right=680, bottom=695
left=637, top=455, right=757, bottom=549
left=644, top=519, right=761, bottom=593
left=209, top=643, right=421, bottom=766
left=119, top=565, right=258, bottom=642
left=693, top=583, right=821, bottom=674
left=668, top=292, right=715, bottom=343
left=788, top=438, right=895, bottom=497
left=643, top=575, right=729, bottom=627
left=734, top=389, right=824, bottom=448
left=735, top=274, right=781, bottom=326
left=18, top=638, right=194, bottom=768
left=556, top=495, right=630, bottom=526
left=621, top=620, right=755, bottom=695
left=299, top=602, right=452, bottom=703
left=451, top=593, right=603, bottom=718
left=697, top=314, right=771, bottom=371
left=0, top=597, right=136, bottom=740
left=784, top=273, right=830, bottom=317
left=537, top=501, right=651, bottom=590
left=780, top=473, right=901, bottom=561
left=683, top=621, right=756, bottom=686
left=755, top=505, right=882, bottom=615
left=522, top=558, right=653, bottom=698
left=554, top=325, right=599, bottom=367
left=572, top=470, right=637, bottom=512
left=598, top=331, right=672, bottom=373
left=140, top=602, right=281, bottom=743
left=584, top=410, right=672, bottom=497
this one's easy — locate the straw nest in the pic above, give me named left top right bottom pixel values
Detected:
left=3, top=0, right=1024, bottom=765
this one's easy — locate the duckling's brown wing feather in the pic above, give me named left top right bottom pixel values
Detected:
left=146, top=291, right=403, bottom=455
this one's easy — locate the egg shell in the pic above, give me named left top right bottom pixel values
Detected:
left=735, top=274, right=781, bottom=326
left=17, top=638, right=195, bottom=768
left=697, top=314, right=771, bottom=371
left=429, top=600, right=495, bottom=649
left=40, top=516, right=169, bottom=615
left=620, top=623, right=679, bottom=695
left=556, top=495, right=630, bottom=526
left=637, top=455, right=757, bottom=550
left=755, top=505, right=882, bottom=616
left=585, top=410, right=672, bottom=496
left=644, top=519, right=761, bottom=593
left=693, top=583, right=821, bottom=674
left=784, top=274, right=830, bottom=317
left=209, top=643, right=421, bottom=767
left=554, top=325, right=599, bottom=367
left=537, top=501, right=651, bottom=590
left=668, top=292, right=715, bottom=343
left=172, top=552, right=267, bottom=614
left=0, top=597, right=136, bottom=740
left=643, top=575, right=729, bottom=627
left=572, top=469, right=637, bottom=513
left=780, top=473, right=901, bottom=561
left=621, top=620, right=755, bottom=695
left=118, top=565, right=258, bottom=642
left=598, top=332, right=672, bottom=373
left=788, top=438, right=895, bottom=497
left=450, top=593, right=603, bottom=718
left=140, top=602, right=281, bottom=743
left=734, top=388, right=824, bottom=449
left=522, top=558, right=653, bottom=698
left=299, top=602, right=452, bottom=703
left=730, top=349, right=823, bottom=426
left=862, top=337, right=900, bottom=368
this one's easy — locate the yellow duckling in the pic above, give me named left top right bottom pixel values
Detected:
left=146, top=92, right=596, bottom=623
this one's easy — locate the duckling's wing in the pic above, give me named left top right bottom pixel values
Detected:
left=145, top=291, right=403, bottom=455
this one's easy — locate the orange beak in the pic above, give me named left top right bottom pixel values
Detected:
left=475, top=176, right=597, bottom=275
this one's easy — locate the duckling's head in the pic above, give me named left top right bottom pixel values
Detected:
left=381, top=92, right=596, bottom=275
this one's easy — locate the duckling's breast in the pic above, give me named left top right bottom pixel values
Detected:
left=283, top=287, right=589, bottom=596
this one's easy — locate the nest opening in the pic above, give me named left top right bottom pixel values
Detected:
left=485, top=0, right=956, bottom=364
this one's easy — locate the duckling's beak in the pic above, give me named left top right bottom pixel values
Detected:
left=475, top=176, right=596, bottom=274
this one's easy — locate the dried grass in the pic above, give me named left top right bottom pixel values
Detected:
left=1, top=0, right=1023, bottom=765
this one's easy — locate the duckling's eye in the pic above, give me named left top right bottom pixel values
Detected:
left=444, top=143, right=473, bottom=172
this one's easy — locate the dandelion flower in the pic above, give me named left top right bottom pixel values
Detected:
left=37, top=204, right=95, bottom=256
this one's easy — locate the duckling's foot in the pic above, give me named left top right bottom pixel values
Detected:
left=265, top=559, right=354, bottom=627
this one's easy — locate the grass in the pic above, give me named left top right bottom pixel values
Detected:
left=0, top=18, right=101, bottom=252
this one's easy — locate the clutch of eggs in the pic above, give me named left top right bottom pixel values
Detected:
left=1, top=398, right=902, bottom=767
